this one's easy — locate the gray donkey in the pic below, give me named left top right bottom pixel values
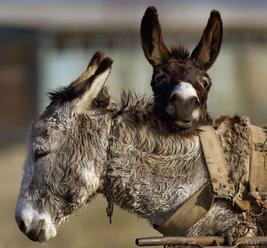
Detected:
left=15, top=50, right=265, bottom=246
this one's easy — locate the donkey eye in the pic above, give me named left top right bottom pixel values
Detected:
left=153, top=73, right=165, bottom=85
left=34, top=149, right=49, bottom=162
left=201, top=78, right=210, bottom=88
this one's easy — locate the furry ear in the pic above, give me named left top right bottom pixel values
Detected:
left=191, top=10, right=223, bottom=70
left=48, top=52, right=112, bottom=105
left=141, top=6, right=169, bottom=66
left=73, top=55, right=113, bottom=113
left=70, top=51, right=105, bottom=87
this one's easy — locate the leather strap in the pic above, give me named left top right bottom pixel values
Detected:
left=198, top=125, right=252, bottom=211
left=154, top=124, right=267, bottom=236
left=198, top=125, right=236, bottom=198
left=249, top=125, right=267, bottom=209
left=154, top=182, right=214, bottom=236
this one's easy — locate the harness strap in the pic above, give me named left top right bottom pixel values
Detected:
left=249, top=125, right=267, bottom=210
left=154, top=182, right=214, bottom=236
left=154, top=124, right=267, bottom=236
left=198, top=125, right=252, bottom=211
left=198, top=125, right=236, bottom=198
left=155, top=125, right=234, bottom=236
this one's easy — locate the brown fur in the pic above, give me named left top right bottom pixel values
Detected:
left=214, top=115, right=251, bottom=184
left=141, top=7, right=222, bottom=131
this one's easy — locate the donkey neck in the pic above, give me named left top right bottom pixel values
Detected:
left=101, top=99, right=208, bottom=226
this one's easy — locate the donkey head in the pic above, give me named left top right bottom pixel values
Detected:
left=141, top=7, right=222, bottom=129
left=15, top=52, right=112, bottom=242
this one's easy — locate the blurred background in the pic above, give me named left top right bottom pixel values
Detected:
left=0, top=1, right=267, bottom=248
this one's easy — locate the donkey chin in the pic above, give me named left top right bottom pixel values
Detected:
left=168, top=112, right=201, bottom=130
left=15, top=199, right=57, bottom=243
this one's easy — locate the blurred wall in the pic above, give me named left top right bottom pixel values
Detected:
left=0, top=1, right=266, bottom=146
left=0, top=29, right=37, bottom=144
left=37, top=32, right=267, bottom=125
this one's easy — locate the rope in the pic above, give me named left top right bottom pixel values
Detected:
left=104, top=112, right=117, bottom=224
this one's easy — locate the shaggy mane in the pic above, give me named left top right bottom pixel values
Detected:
left=118, top=91, right=153, bottom=113
left=48, top=86, right=76, bottom=104
left=169, top=45, right=190, bottom=60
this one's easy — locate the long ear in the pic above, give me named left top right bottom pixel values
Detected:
left=191, top=10, right=223, bottom=70
left=73, top=56, right=113, bottom=113
left=141, top=6, right=169, bottom=66
left=70, top=51, right=105, bottom=87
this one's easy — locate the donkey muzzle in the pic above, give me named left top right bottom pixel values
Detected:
left=167, top=82, right=200, bottom=128
left=15, top=201, right=57, bottom=242
left=16, top=215, right=46, bottom=241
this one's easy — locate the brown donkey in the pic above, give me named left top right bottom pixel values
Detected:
left=141, top=7, right=222, bottom=131
left=140, top=6, right=267, bottom=245
left=15, top=51, right=265, bottom=246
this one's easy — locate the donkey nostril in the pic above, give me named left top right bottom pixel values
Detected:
left=190, top=96, right=199, bottom=106
left=169, top=94, right=178, bottom=103
left=17, top=217, right=27, bottom=233
left=27, top=219, right=44, bottom=241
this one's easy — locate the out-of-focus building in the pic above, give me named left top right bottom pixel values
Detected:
left=0, top=0, right=267, bottom=144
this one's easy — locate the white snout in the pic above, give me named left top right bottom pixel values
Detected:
left=170, top=82, right=199, bottom=101
left=167, top=82, right=201, bottom=129
left=16, top=200, right=57, bottom=242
